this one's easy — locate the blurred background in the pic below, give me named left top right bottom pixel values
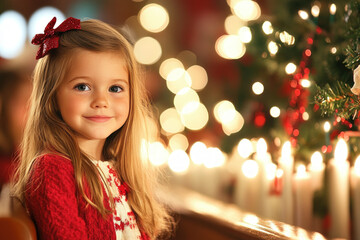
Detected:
left=2, top=0, right=360, bottom=239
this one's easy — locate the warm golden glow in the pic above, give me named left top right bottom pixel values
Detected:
left=168, top=149, right=190, bottom=173
left=166, top=68, right=192, bottom=94
left=285, top=62, right=297, bottom=74
left=190, top=141, right=207, bottom=165
left=252, top=81, right=264, bottom=95
left=302, top=112, right=309, bottom=121
left=270, top=106, right=281, bottom=118
left=222, top=110, right=244, bottom=135
left=169, top=133, right=189, bottom=151
left=262, top=21, right=273, bottom=35
left=298, top=10, right=309, bottom=20
left=134, top=36, right=162, bottom=65
left=311, top=4, right=320, bottom=17
left=256, top=138, right=267, bottom=155
left=268, top=41, right=278, bottom=55
left=330, top=47, right=337, bottom=54
left=330, top=3, right=336, bottom=15
left=323, top=121, right=331, bottom=132
left=279, top=31, right=295, bottom=45
left=159, top=58, right=184, bottom=80
left=225, top=14, right=246, bottom=35
left=148, top=141, right=169, bottom=166
left=203, top=147, right=226, bottom=168
left=139, top=3, right=169, bottom=33
left=311, top=151, right=323, bottom=169
left=187, top=65, right=208, bottom=90
left=242, top=159, right=259, bottom=178
left=281, top=141, right=292, bottom=158
left=296, top=164, right=307, bottom=178
left=237, top=138, right=253, bottom=158
left=213, top=100, right=235, bottom=124
left=300, top=79, right=311, bottom=88
left=160, top=108, right=184, bottom=134
left=233, top=0, right=261, bottom=21
left=180, top=102, right=209, bottom=130
left=215, top=35, right=246, bottom=59
left=238, top=26, right=252, bottom=43
left=174, top=87, right=200, bottom=113
left=334, top=139, right=348, bottom=162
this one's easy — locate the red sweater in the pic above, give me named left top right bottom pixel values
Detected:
left=25, top=154, right=147, bottom=240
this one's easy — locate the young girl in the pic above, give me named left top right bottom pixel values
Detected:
left=12, top=17, right=172, bottom=239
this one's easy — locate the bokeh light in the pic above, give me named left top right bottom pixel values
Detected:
left=238, top=26, right=252, bottom=43
left=233, top=0, right=261, bottom=21
left=242, top=160, right=259, bottom=178
left=134, top=36, right=162, bottom=65
left=237, top=138, right=254, bottom=158
left=174, top=87, right=200, bottom=113
left=139, top=3, right=169, bottom=33
left=190, top=141, right=207, bottom=165
left=166, top=68, right=192, bottom=94
left=187, top=65, right=208, bottom=91
left=159, top=58, right=184, bottom=80
left=215, top=35, right=246, bottom=59
left=224, top=14, right=246, bottom=35
left=28, top=6, right=65, bottom=41
left=169, top=133, right=189, bottom=151
left=160, top=108, right=185, bottom=134
left=262, top=21, right=273, bottom=35
left=180, top=102, right=209, bottom=130
left=270, top=106, right=281, bottom=118
left=0, top=11, right=27, bottom=59
left=252, top=82, right=264, bottom=95
left=168, top=150, right=190, bottom=173
left=148, top=141, right=169, bottom=166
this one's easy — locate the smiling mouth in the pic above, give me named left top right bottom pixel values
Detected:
left=84, top=116, right=112, bottom=123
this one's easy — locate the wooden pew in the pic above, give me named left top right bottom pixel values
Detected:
left=0, top=197, right=37, bottom=240
left=159, top=186, right=327, bottom=240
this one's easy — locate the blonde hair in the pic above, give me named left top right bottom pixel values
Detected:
left=12, top=19, right=172, bottom=238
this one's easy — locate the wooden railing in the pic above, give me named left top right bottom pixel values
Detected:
left=159, top=186, right=328, bottom=240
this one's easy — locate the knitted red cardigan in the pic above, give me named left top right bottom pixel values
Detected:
left=25, top=154, right=148, bottom=240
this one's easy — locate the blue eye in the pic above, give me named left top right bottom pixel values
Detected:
left=74, top=84, right=90, bottom=91
left=109, top=85, right=123, bottom=93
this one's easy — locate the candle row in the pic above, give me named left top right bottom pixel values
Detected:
left=167, top=137, right=359, bottom=239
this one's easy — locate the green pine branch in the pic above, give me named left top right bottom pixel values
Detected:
left=314, top=81, right=360, bottom=119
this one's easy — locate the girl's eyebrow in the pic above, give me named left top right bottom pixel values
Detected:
left=67, top=76, right=129, bottom=85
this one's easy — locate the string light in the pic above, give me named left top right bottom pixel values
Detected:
left=252, top=82, right=264, bottom=95
left=262, top=21, right=273, bottom=35
left=298, top=10, right=309, bottom=20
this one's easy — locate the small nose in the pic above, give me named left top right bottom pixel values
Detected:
left=91, top=91, right=108, bottom=108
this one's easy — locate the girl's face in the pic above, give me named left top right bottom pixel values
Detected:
left=56, top=50, right=130, bottom=142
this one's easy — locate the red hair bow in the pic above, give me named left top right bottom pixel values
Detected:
left=31, top=17, right=81, bottom=60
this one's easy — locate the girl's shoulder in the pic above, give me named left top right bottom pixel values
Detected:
left=32, top=153, right=73, bottom=174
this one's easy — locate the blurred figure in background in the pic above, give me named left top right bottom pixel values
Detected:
left=0, top=68, right=32, bottom=191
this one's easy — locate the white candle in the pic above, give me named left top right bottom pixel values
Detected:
left=278, top=141, right=294, bottom=225
left=255, top=138, right=272, bottom=217
left=293, top=164, right=312, bottom=230
left=351, top=155, right=360, bottom=240
left=188, top=141, right=207, bottom=191
left=234, top=159, right=259, bottom=214
left=308, top=151, right=325, bottom=191
left=328, top=138, right=350, bottom=239
left=201, top=147, right=226, bottom=199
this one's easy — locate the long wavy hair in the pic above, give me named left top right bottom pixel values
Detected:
left=12, top=19, right=172, bottom=238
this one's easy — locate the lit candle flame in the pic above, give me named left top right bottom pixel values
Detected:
left=334, top=139, right=348, bottom=163
left=311, top=151, right=323, bottom=170
left=281, top=141, right=292, bottom=158
left=256, top=138, right=267, bottom=156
